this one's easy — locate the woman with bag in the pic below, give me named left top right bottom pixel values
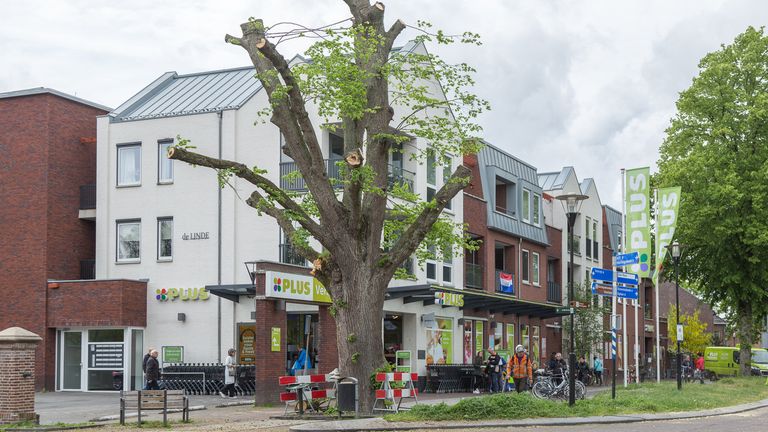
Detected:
left=220, top=348, right=237, bottom=398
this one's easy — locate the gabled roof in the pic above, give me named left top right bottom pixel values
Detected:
left=110, top=66, right=263, bottom=122
left=603, top=204, right=623, bottom=251
left=0, top=87, right=111, bottom=111
left=580, top=178, right=594, bottom=195
left=538, top=166, right=575, bottom=191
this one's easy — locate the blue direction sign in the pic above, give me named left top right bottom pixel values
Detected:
left=591, top=282, right=639, bottom=300
left=590, top=268, right=639, bottom=286
left=615, top=251, right=639, bottom=267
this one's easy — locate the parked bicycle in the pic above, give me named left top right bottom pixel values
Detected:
left=532, top=369, right=586, bottom=401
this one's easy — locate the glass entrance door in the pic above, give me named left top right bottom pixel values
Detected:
left=62, top=331, right=82, bottom=390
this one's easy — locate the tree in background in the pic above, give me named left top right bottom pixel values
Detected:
left=667, top=305, right=712, bottom=356
left=656, top=26, right=768, bottom=375
left=563, top=283, right=605, bottom=359
left=168, top=1, right=487, bottom=408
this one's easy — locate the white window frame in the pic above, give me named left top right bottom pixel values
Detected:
left=117, top=143, right=141, bottom=187
left=157, top=217, right=173, bottom=261
left=532, top=252, right=540, bottom=286
left=116, top=219, right=141, bottom=263
left=522, top=188, right=531, bottom=223
left=426, top=244, right=437, bottom=282
left=521, top=249, right=530, bottom=284
left=442, top=246, right=453, bottom=286
left=532, top=193, right=540, bottom=226
left=158, top=140, right=173, bottom=184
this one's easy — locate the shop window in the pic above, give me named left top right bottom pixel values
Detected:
left=117, top=143, right=141, bottom=186
left=117, top=219, right=141, bottom=262
left=520, top=324, right=530, bottom=355
left=522, top=250, right=530, bottom=283
left=531, top=326, right=540, bottom=367
left=157, top=217, right=173, bottom=261
left=494, top=323, right=503, bottom=351
left=475, top=321, right=484, bottom=356
left=506, top=323, right=515, bottom=349
left=158, top=140, right=173, bottom=184
left=426, top=318, right=453, bottom=365
left=384, top=314, right=404, bottom=365
left=532, top=252, right=540, bottom=286
left=463, top=321, right=474, bottom=363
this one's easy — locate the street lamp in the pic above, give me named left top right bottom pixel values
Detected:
left=667, top=242, right=683, bottom=391
left=556, top=192, right=589, bottom=406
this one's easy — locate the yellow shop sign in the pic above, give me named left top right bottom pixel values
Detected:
left=155, top=287, right=210, bottom=302
left=265, top=271, right=331, bottom=304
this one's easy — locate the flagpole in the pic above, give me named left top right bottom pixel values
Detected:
left=654, top=188, right=661, bottom=383
left=622, top=170, right=628, bottom=388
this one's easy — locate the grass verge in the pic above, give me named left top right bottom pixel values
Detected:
left=0, top=422, right=94, bottom=432
left=386, top=377, right=768, bottom=421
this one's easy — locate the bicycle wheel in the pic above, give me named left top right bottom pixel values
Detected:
left=532, top=380, right=552, bottom=399
left=576, top=380, right=586, bottom=400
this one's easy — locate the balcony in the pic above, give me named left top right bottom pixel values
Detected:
left=80, top=259, right=95, bottom=280
left=465, top=263, right=483, bottom=290
left=79, top=184, right=96, bottom=220
left=567, top=235, right=581, bottom=256
left=495, top=269, right=515, bottom=295
left=547, top=281, right=562, bottom=304
left=280, top=160, right=415, bottom=192
left=279, top=244, right=307, bottom=266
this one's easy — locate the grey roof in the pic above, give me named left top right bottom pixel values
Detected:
left=580, top=178, right=594, bottom=195
left=0, top=87, right=111, bottom=111
left=603, top=205, right=623, bottom=251
left=538, top=166, right=575, bottom=191
left=110, top=66, right=263, bottom=122
left=476, top=141, right=548, bottom=246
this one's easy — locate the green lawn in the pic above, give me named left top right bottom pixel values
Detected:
left=386, top=377, right=768, bottom=421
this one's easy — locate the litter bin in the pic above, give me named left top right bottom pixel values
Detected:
left=337, top=377, right=358, bottom=417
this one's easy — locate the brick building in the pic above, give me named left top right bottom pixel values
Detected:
left=0, top=88, right=148, bottom=390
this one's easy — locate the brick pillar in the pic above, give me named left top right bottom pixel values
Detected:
left=253, top=299, right=286, bottom=404
left=317, top=306, right=338, bottom=374
left=0, top=327, right=42, bottom=424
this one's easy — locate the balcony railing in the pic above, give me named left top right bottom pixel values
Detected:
left=547, top=281, right=562, bottom=304
left=280, top=159, right=415, bottom=192
left=567, top=235, right=581, bottom=256
left=80, top=184, right=96, bottom=210
left=80, top=259, right=95, bottom=280
left=465, top=263, right=483, bottom=290
left=495, top=269, right=515, bottom=294
left=388, top=164, right=415, bottom=191
left=279, top=244, right=307, bottom=266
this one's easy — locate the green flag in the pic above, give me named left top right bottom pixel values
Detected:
left=652, top=187, right=682, bottom=286
left=625, top=168, right=651, bottom=277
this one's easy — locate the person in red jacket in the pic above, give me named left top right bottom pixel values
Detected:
left=695, top=352, right=705, bottom=384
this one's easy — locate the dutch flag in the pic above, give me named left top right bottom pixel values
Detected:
left=499, top=272, right=514, bottom=294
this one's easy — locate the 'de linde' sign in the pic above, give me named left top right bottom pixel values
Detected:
left=182, top=232, right=209, bottom=240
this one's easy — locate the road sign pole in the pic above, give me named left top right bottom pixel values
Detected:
left=611, top=257, right=618, bottom=400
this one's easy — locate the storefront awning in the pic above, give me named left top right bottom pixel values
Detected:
left=205, top=284, right=255, bottom=303
left=387, top=285, right=564, bottom=319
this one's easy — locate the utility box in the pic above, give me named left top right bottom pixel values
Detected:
left=336, top=377, right=358, bottom=417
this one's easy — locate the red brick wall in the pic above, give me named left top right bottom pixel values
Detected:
left=46, top=280, right=147, bottom=328
left=0, top=93, right=106, bottom=390
left=253, top=299, right=287, bottom=404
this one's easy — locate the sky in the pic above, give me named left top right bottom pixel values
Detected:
left=2, top=0, right=767, bottom=208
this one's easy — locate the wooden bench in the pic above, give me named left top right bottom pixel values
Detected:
left=119, top=390, right=189, bottom=426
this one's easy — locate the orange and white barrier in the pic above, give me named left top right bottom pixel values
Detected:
left=278, top=373, right=337, bottom=414
left=372, top=372, right=418, bottom=413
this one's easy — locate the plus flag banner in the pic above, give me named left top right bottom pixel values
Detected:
left=652, top=186, right=681, bottom=286
left=625, top=168, right=651, bottom=277
left=498, top=272, right=514, bottom=294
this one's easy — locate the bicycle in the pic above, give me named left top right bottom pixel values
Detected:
left=532, top=369, right=586, bottom=401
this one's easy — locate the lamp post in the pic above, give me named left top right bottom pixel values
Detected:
left=556, top=192, right=589, bottom=406
left=668, top=242, right=683, bottom=391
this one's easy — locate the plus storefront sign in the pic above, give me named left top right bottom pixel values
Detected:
left=265, top=271, right=332, bottom=304
left=155, top=287, right=210, bottom=302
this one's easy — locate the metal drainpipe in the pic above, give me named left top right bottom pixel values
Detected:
left=217, top=110, right=223, bottom=363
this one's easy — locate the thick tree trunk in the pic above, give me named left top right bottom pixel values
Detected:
left=737, top=300, right=753, bottom=376
left=331, top=269, right=388, bottom=413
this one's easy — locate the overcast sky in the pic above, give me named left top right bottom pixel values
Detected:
left=2, top=0, right=766, bottom=208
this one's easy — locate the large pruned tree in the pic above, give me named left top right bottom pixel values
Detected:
left=168, top=1, right=487, bottom=407
left=657, top=26, right=768, bottom=376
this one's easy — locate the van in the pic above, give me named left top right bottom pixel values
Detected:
left=703, top=346, right=768, bottom=377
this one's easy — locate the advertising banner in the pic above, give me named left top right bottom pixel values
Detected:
left=426, top=318, right=453, bottom=364
left=265, top=271, right=332, bottom=304
left=652, top=186, right=682, bottom=286
left=625, top=167, right=651, bottom=277
left=238, top=324, right=256, bottom=364
left=475, top=321, right=484, bottom=355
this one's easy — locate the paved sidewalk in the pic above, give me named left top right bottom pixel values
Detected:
left=288, top=398, right=768, bottom=431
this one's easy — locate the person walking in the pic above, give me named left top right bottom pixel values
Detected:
left=220, top=348, right=237, bottom=398
left=145, top=349, right=160, bottom=390
left=593, top=356, right=603, bottom=385
left=507, top=345, right=533, bottom=393
left=141, top=347, right=154, bottom=390
left=576, top=356, right=590, bottom=384
left=485, top=349, right=503, bottom=393
left=548, top=352, right=567, bottom=386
